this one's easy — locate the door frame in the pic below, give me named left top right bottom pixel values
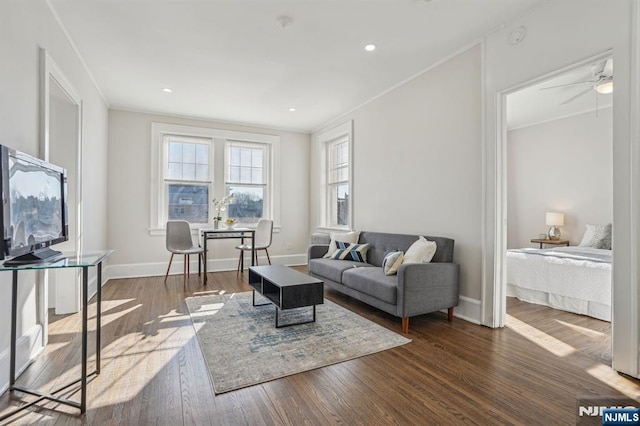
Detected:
left=493, top=50, right=614, bottom=327
left=38, top=48, right=84, bottom=343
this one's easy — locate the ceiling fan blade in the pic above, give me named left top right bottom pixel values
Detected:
left=560, top=87, right=593, bottom=105
left=539, top=80, right=595, bottom=90
left=603, top=58, right=613, bottom=75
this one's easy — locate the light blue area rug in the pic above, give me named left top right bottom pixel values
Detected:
left=185, top=291, right=411, bottom=394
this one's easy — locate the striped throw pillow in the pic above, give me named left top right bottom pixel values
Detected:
left=328, top=241, right=370, bottom=263
left=382, top=251, right=404, bottom=276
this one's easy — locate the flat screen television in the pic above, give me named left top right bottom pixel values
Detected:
left=0, top=145, right=69, bottom=265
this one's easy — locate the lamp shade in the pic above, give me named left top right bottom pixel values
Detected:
left=545, top=212, right=564, bottom=226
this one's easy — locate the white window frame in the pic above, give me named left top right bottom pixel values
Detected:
left=150, top=123, right=280, bottom=235
left=162, top=134, right=214, bottom=226
left=225, top=141, right=271, bottom=223
left=318, top=120, right=353, bottom=230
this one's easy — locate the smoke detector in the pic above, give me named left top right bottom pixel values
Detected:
left=276, top=16, right=293, bottom=30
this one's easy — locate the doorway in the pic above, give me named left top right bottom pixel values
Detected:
left=500, top=54, right=613, bottom=364
left=39, top=49, right=83, bottom=345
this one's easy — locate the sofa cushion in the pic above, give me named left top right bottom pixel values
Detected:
left=342, top=267, right=398, bottom=305
left=308, top=258, right=375, bottom=283
left=328, top=242, right=370, bottom=263
left=358, top=231, right=455, bottom=265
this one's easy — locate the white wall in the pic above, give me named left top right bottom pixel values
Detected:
left=507, top=108, right=613, bottom=248
left=107, top=110, right=310, bottom=278
left=0, top=0, right=109, bottom=391
left=483, top=0, right=638, bottom=376
left=311, top=46, right=483, bottom=318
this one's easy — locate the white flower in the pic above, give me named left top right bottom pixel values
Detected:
left=212, top=194, right=234, bottom=219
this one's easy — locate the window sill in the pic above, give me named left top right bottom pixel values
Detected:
left=316, top=226, right=351, bottom=233
left=149, top=224, right=281, bottom=236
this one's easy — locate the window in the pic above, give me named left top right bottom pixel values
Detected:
left=226, top=142, right=268, bottom=224
left=318, top=121, right=353, bottom=229
left=165, top=136, right=211, bottom=224
left=327, top=137, right=349, bottom=226
left=150, top=123, right=280, bottom=234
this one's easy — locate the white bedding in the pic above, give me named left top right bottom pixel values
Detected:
left=506, top=246, right=612, bottom=321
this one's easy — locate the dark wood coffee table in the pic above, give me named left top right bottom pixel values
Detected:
left=248, top=265, right=324, bottom=328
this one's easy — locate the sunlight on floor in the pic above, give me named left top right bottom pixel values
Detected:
left=587, top=364, right=640, bottom=399
left=555, top=319, right=606, bottom=338
left=100, top=303, right=142, bottom=327
left=91, top=324, right=194, bottom=407
left=506, top=314, right=576, bottom=357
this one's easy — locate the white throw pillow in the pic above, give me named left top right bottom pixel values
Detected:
left=323, top=230, right=360, bottom=258
left=382, top=251, right=404, bottom=276
left=402, top=236, right=437, bottom=264
left=579, top=224, right=612, bottom=249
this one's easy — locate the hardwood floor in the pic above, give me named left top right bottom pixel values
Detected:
left=1, top=268, right=638, bottom=425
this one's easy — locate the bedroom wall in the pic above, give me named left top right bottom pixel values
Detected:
left=506, top=108, right=613, bottom=249
left=107, top=110, right=310, bottom=278
left=310, top=46, right=483, bottom=322
left=0, top=0, right=109, bottom=392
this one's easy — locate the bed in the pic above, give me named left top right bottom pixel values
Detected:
left=506, top=246, right=612, bottom=321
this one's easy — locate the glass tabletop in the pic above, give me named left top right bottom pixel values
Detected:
left=0, top=250, right=114, bottom=271
left=200, top=227, right=254, bottom=234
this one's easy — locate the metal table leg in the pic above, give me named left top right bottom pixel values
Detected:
left=203, top=235, right=208, bottom=286
left=81, top=266, right=88, bottom=412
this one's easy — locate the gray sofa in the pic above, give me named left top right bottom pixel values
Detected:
left=308, top=231, right=459, bottom=333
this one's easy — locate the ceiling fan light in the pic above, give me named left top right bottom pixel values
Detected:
left=595, top=80, right=613, bottom=94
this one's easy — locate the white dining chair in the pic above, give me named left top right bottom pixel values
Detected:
left=164, top=220, right=204, bottom=286
left=235, top=219, right=273, bottom=273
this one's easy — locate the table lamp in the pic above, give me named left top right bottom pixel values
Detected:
left=546, top=212, right=564, bottom=240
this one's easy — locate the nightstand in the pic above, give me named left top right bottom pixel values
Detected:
left=530, top=238, right=570, bottom=249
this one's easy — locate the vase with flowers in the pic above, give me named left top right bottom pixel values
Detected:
left=212, top=194, right=234, bottom=229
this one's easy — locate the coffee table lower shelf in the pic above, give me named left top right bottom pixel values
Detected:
left=248, top=265, right=324, bottom=328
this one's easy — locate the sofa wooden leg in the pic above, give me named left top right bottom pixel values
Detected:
left=448, top=307, right=454, bottom=321
left=402, top=317, right=409, bottom=334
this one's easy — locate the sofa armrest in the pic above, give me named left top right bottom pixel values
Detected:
left=308, top=244, right=329, bottom=261
left=396, top=262, right=460, bottom=317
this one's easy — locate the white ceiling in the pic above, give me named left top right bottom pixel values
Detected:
left=507, top=58, right=613, bottom=130
left=50, top=0, right=548, bottom=132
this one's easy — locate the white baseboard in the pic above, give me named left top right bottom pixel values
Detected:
left=450, top=295, right=482, bottom=325
left=0, top=325, right=44, bottom=395
left=106, top=253, right=308, bottom=280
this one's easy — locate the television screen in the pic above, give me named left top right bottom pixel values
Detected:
left=9, top=155, right=65, bottom=250
left=0, top=145, right=68, bottom=264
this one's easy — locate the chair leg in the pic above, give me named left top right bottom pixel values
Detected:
left=164, top=253, right=174, bottom=285
left=187, top=254, right=190, bottom=277
left=237, top=250, right=243, bottom=274
left=200, top=252, right=205, bottom=283
left=255, top=250, right=259, bottom=266
left=265, top=248, right=271, bottom=265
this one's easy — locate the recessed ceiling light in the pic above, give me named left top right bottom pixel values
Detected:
left=288, top=107, right=296, bottom=112
left=364, top=44, right=376, bottom=52
left=162, top=87, right=173, bottom=93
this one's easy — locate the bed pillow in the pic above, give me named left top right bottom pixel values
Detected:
left=328, top=242, right=370, bottom=263
left=402, top=236, right=437, bottom=264
left=323, top=230, right=360, bottom=258
left=579, top=224, right=612, bottom=249
left=382, top=251, right=404, bottom=276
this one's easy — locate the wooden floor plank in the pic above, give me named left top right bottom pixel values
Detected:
left=1, top=268, right=638, bottom=425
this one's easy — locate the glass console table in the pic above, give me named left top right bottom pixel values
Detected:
left=0, top=250, right=113, bottom=422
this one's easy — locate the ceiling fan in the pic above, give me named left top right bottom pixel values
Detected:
left=540, top=58, right=613, bottom=105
